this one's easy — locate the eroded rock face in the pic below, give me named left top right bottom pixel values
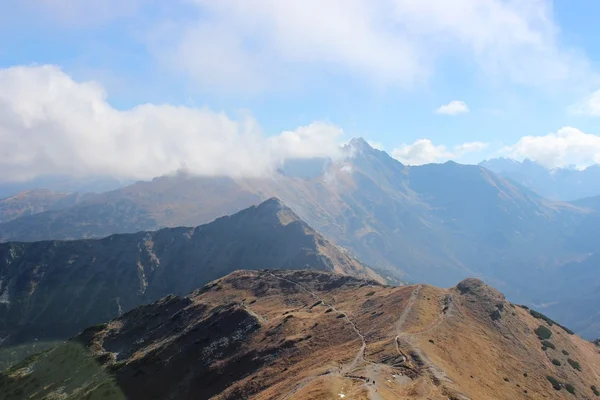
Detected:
left=454, top=278, right=512, bottom=328
left=456, top=278, right=505, bottom=302
left=456, top=278, right=487, bottom=294
left=3, top=270, right=600, bottom=400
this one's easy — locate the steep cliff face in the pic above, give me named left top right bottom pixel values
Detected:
left=0, top=198, right=380, bottom=352
left=3, top=270, right=600, bottom=400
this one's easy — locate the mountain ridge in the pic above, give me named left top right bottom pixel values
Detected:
left=1, top=139, right=599, bottom=338
left=0, top=198, right=380, bottom=364
left=480, top=157, right=600, bottom=201
left=3, top=269, right=600, bottom=399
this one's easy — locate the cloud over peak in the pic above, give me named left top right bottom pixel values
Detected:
left=391, top=139, right=488, bottom=165
left=0, top=65, right=344, bottom=183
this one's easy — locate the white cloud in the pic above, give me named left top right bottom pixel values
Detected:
left=392, top=140, right=488, bottom=165
left=392, top=140, right=453, bottom=165
left=435, top=100, right=470, bottom=115
left=0, top=65, right=344, bottom=183
left=505, top=127, right=600, bottom=168
left=146, top=0, right=593, bottom=92
left=454, top=141, right=489, bottom=154
left=268, top=123, right=345, bottom=160
left=569, top=89, right=600, bottom=116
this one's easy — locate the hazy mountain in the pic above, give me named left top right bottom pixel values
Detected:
left=276, top=157, right=330, bottom=179
left=0, top=198, right=379, bottom=362
left=3, top=269, right=600, bottom=399
left=0, top=189, right=94, bottom=223
left=1, top=139, right=599, bottom=338
left=572, top=195, right=600, bottom=210
left=0, top=176, right=129, bottom=199
left=480, top=158, right=600, bottom=201
left=0, top=175, right=262, bottom=241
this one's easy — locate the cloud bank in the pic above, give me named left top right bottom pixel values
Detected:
left=0, top=65, right=344, bottom=183
left=147, top=0, right=592, bottom=92
left=505, top=127, right=600, bottom=168
left=2, top=66, right=598, bottom=183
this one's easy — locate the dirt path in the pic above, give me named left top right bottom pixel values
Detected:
left=396, top=285, right=423, bottom=333
left=267, top=273, right=369, bottom=399
left=268, top=275, right=460, bottom=399
left=395, top=288, right=457, bottom=387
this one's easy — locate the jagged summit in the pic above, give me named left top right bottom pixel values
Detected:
left=212, top=197, right=304, bottom=228
left=254, top=196, right=288, bottom=212
left=345, top=137, right=382, bottom=156
left=347, top=136, right=372, bottom=148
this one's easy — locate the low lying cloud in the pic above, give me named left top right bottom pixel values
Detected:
left=0, top=65, right=344, bottom=183
left=392, top=139, right=488, bottom=165
left=435, top=100, right=469, bottom=115
left=392, top=140, right=488, bottom=165
left=505, top=127, right=600, bottom=168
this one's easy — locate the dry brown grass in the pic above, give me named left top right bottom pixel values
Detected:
left=5, top=270, right=600, bottom=400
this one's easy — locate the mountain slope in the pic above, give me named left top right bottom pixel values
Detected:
left=0, top=198, right=380, bottom=353
left=0, top=175, right=261, bottom=241
left=0, top=189, right=91, bottom=223
left=1, top=139, right=598, bottom=336
left=3, top=270, right=600, bottom=399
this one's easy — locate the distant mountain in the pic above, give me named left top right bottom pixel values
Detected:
left=2, top=139, right=599, bottom=338
left=0, top=175, right=262, bottom=240
left=3, top=270, right=600, bottom=399
left=276, top=157, right=330, bottom=179
left=0, top=198, right=380, bottom=360
left=0, top=175, right=129, bottom=199
left=480, top=158, right=600, bottom=201
left=0, top=189, right=93, bottom=223
left=573, top=195, right=600, bottom=210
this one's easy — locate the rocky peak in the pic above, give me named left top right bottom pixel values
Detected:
left=456, top=278, right=487, bottom=294
left=347, top=137, right=372, bottom=150
left=255, top=197, right=289, bottom=215
left=456, top=278, right=505, bottom=301
left=226, top=197, right=302, bottom=227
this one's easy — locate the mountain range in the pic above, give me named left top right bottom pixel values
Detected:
left=3, top=269, right=600, bottom=399
left=0, top=198, right=378, bottom=367
left=480, top=158, right=600, bottom=201
left=1, top=139, right=599, bottom=340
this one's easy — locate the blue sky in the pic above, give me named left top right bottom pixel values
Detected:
left=2, top=0, right=600, bottom=181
